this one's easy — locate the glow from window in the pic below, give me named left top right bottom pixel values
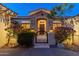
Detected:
left=21, top=23, right=30, bottom=30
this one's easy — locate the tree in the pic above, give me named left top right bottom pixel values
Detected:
left=47, top=3, right=74, bottom=47
left=54, top=27, right=75, bottom=47
left=11, top=21, right=21, bottom=35
left=48, top=3, right=74, bottom=19
left=4, top=21, right=20, bottom=47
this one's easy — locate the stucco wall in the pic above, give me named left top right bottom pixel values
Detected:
left=0, top=22, right=8, bottom=48
left=73, top=23, right=79, bottom=46
left=0, top=22, right=18, bottom=48
left=65, top=17, right=79, bottom=46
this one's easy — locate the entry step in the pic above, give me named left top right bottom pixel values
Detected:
left=34, top=43, right=49, bottom=48
left=36, top=35, right=47, bottom=42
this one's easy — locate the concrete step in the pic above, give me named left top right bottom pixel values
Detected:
left=34, top=43, right=49, bottom=48
left=36, top=35, right=47, bottom=42
left=37, top=35, right=47, bottom=39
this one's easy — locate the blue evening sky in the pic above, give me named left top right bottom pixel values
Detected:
left=2, top=3, right=79, bottom=16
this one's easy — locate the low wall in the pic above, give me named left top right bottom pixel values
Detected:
left=74, top=35, right=79, bottom=46
left=48, top=32, right=55, bottom=45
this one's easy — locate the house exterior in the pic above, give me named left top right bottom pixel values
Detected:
left=12, top=9, right=63, bottom=33
left=0, top=4, right=79, bottom=48
left=11, top=8, right=69, bottom=48
left=11, top=8, right=79, bottom=48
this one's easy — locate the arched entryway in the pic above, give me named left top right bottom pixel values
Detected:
left=35, top=18, right=48, bottom=43
left=37, top=18, right=47, bottom=35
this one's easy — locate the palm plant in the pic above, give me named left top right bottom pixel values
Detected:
left=48, top=3, right=74, bottom=20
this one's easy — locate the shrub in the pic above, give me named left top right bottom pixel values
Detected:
left=54, top=27, right=75, bottom=47
left=17, top=32, right=35, bottom=48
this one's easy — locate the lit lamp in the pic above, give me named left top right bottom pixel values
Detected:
left=49, top=29, right=53, bottom=32
left=31, top=27, right=36, bottom=33
left=49, top=26, right=53, bottom=32
left=31, top=29, right=35, bottom=32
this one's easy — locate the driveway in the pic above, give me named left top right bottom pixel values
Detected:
left=0, top=48, right=79, bottom=56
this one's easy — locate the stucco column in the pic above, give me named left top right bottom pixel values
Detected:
left=48, top=32, right=56, bottom=45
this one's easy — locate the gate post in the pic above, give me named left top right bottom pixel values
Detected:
left=48, top=32, right=56, bottom=46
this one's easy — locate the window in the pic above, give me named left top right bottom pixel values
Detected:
left=52, top=23, right=62, bottom=30
left=21, top=23, right=30, bottom=30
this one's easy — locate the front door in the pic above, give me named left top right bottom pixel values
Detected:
left=39, top=24, right=45, bottom=35
left=37, top=19, right=46, bottom=35
left=35, top=19, right=48, bottom=43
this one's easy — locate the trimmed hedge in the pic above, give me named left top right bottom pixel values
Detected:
left=17, top=32, right=35, bottom=48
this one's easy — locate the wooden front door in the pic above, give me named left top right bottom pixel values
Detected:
left=39, top=24, right=45, bottom=35
left=35, top=19, right=48, bottom=43
left=37, top=19, right=46, bottom=35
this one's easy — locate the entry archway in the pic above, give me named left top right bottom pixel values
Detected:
left=37, top=18, right=47, bottom=35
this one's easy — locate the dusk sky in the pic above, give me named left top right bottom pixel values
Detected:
left=2, top=3, right=79, bottom=16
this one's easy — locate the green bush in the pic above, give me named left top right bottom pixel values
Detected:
left=17, top=32, right=35, bottom=48
left=54, top=27, right=75, bottom=47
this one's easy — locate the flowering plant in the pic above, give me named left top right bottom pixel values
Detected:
left=54, top=27, right=75, bottom=46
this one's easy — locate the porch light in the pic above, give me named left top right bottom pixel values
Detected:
left=49, top=29, right=53, bottom=32
left=31, top=29, right=36, bottom=32
left=30, top=27, right=36, bottom=33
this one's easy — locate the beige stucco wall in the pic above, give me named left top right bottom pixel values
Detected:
left=0, top=22, right=18, bottom=48
left=65, top=17, right=79, bottom=46
left=73, top=23, right=79, bottom=46
left=0, top=22, right=8, bottom=48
